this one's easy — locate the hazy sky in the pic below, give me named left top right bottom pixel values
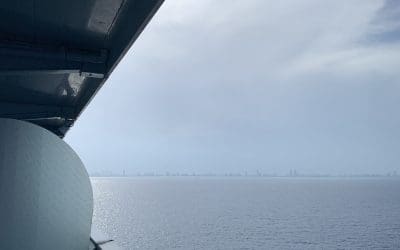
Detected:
left=66, top=0, right=400, bottom=175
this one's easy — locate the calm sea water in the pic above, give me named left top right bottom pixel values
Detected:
left=91, top=177, right=400, bottom=249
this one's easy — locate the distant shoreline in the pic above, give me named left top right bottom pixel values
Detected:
left=90, top=174, right=400, bottom=179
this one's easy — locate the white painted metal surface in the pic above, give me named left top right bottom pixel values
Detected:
left=0, top=118, right=93, bottom=250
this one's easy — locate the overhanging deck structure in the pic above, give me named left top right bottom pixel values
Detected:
left=0, top=0, right=163, bottom=137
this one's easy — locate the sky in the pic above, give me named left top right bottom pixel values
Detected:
left=66, top=0, right=400, bottom=176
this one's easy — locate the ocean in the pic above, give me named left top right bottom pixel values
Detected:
left=91, top=177, right=400, bottom=249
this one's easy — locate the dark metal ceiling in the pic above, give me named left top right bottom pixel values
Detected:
left=0, top=0, right=163, bottom=137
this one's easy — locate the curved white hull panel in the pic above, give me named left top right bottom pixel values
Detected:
left=0, top=118, right=93, bottom=250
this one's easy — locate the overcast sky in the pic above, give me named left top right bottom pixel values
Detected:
left=66, top=0, right=400, bottom=175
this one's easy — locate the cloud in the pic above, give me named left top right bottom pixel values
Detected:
left=66, top=0, right=400, bottom=175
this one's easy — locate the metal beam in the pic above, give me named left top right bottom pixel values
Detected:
left=0, top=102, right=76, bottom=137
left=0, top=102, right=75, bottom=120
left=0, top=42, right=108, bottom=78
left=0, top=42, right=107, bottom=63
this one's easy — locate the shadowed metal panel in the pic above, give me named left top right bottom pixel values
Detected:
left=0, top=0, right=164, bottom=137
left=0, top=118, right=93, bottom=250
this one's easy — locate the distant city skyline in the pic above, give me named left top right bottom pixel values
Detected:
left=66, top=0, right=400, bottom=176
left=90, top=169, right=399, bottom=179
